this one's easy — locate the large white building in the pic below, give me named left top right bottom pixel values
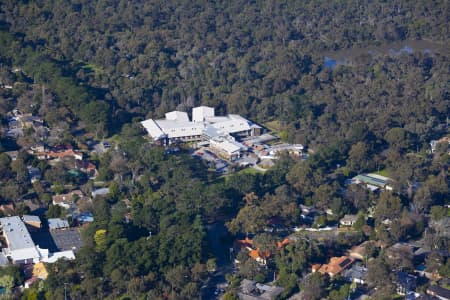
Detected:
left=0, top=216, right=75, bottom=265
left=141, top=106, right=261, bottom=160
left=0, top=216, right=41, bottom=264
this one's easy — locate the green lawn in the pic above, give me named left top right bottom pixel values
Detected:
left=237, top=167, right=265, bottom=175
left=264, top=120, right=282, bottom=132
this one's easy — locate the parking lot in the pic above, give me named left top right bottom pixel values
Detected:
left=193, top=148, right=229, bottom=173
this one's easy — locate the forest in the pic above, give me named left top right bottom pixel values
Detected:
left=0, top=0, right=448, bottom=299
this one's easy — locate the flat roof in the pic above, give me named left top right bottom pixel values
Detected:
left=0, top=216, right=36, bottom=250
left=165, top=111, right=189, bottom=121
left=48, top=218, right=69, bottom=230
left=141, top=107, right=259, bottom=141
left=22, top=215, right=41, bottom=223
left=210, top=139, right=242, bottom=154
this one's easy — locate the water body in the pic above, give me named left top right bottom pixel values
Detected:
left=323, top=39, right=447, bottom=69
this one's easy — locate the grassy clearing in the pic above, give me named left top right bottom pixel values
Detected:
left=264, top=120, right=282, bottom=132
left=78, top=61, right=104, bottom=74
left=374, top=169, right=389, bottom=177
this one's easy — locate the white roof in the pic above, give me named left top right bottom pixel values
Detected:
left=140, top=119, right=165, bottom=140
left=193, top=106, right=215, bottom=123
left=92, top=188, right=110, bottom=197
left=0, top=216, right=36, bottom=250
left=165, top=111, right=189, bottom=122
left=210, top=138, right=243, bottom=154
left=43, top=250, right=75, bottom=263
left=156, top=120, right=204, bottom=138
left=211, top=118, right=251, bottom=134
left=141, top=108, right=258, bottom=141
left=22, top=215, right=41, bottom=223
left=205, top=116, right=229, bottom=123
left=9, top=247, right=40, bottom=262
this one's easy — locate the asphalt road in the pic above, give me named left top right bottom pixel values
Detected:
left=202, top=223, right=235, bottom=300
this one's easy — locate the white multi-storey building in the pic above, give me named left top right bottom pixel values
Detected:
left=141, top=106, right=261, bottom=160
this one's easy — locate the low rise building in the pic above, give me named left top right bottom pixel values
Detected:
left=239, top=279, right=284, bottom=300
left=92, top=187, right=110, bottom=198
left=351, top=173, right=393, bottom=191
left=395, top=271, right=417, bottom=295
left=141, top=106, right=261, bottom=159
left=32, top=262, right=48, bottom=280
left=52, top=190, right=83, bottom=209
left=48, top=218, right=70, bottom=231
left=340, top=214, right=358, bottom=227
left=0, top=216, right=41, bottom=264
left=313, top=256, right=354, bottom=277
left=22, top=215, right=42, bottom=231
left=343, top=263, right=367, bottom=284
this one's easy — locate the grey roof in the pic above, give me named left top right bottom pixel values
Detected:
left=48, top=218, right=69, bottom=230
left=344, top=264, right=367, bottom=281
left=0, top=216, right=36, bottom=250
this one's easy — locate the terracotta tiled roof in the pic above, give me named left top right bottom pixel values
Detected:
left=236, top=237, right=254, bottom=249
left=318, top=256, right=354, bottom=277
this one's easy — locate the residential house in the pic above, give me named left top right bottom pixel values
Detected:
left=299, top=204, right=322, bottom=224
left=427, top=286, right=450, bottom=300
left=238, top=279, right=284, bottom=300
left=267, top=143, right=303, bottom=158
left=235, top=236, right=292, bottom=266
left=32, top=262, right=48, bottom=279
left=3, top=151, right=18, bottom=161
left=340, top=214, right=358, bottom=227
left=248, top=249, right=271, bottom=266
left=395, top=271, right=417, bottom=295
left=27, top=165, right=41, bottom=183
left=46, top=148, right=83, bottom=160
left=48, top=218, right=70, bottom=231
left=430, top=137, right=450, bottom=154
left=92, top=188, right=110, bottom=198
left=52, top=190, right=83, bottom=209
left=74, top=212, right=94, bottom=224
left=313, top=256, right=354, bottom=277
left=75, top=160, right=98, bottom=178
left=348, top=240, right=379, bottom=261
left=343, top=263, right=367, bottom=284
left=386, top=242, right=415, bottom=262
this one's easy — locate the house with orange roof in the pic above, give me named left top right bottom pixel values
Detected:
left=249, top=249, right=271, bottom=266
left=236, top=237, right=254, bottom=251
left=312, top=256, right=354, bottom=277
left=277, top=238, right=290, bottom=249
left=236, top=236, right=293, bottom=266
